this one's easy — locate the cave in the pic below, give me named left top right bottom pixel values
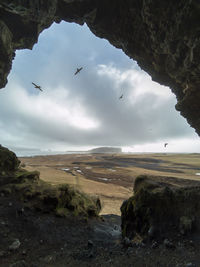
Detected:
left=1, top=1, right=200, bottom=266
left=1, top=0, right=200, bottom=135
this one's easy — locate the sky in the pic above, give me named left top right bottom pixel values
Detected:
left=0, top=21, right=200, bottom=156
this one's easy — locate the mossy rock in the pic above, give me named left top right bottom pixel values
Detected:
left=121, top=175, right=200, bottom=240
left=0, top=145, right=20, bottom=174
left=0, top=146, right=101, bottom=219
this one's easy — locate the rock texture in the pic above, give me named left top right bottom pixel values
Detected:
left=0, top=145, right=101, bottom=217
left=121, top=175, right=200, bottom=240
left=0, top=1, right=200, bottom=134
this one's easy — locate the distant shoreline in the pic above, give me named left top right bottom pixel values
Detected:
left=18, top=151, right=200, bottom=158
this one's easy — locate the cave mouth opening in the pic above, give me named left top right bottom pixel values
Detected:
left=1, top=21, right=200, bottom=217
left=2, top=20, right=198, bottom=157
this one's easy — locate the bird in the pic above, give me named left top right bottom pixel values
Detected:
left=74, top=67, right=83, bottom=75
left=32, top=82, right=42, bottom=91
left=164, top=143, right=168, bottom=148
left=119, top=94, right=123, bottom=99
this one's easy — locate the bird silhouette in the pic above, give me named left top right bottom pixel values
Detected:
left=32, top=82, right=42, bottom=91
left=164, top=143, right=168, bottom=147
left=74, top=67, right=83, bottom=75
left=119, top=94, right=123, bottom=99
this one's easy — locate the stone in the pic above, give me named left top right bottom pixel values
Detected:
left=0, top=250, right=5, bottom=257
left=9, top=239, right=21, bottom=250
left=0, top=145, right=20, bottom=176
left=163, top=239, right=175, bottom=249
left=87, top=239, right=94, bottom=248
left=179, top=216, right=194, bottom=235
left=185, top=263, right=196, bottom=267
left=43, top=255, right=53, bottom=263
left=9, top=260, right=27, bottom=267
left=121, top=175, right=200, bottom=240
left=123, top=237, right=132, bottom=247
left=148, top=225, right=156, bottom=238
left=151, top=241, right=158, bottom=249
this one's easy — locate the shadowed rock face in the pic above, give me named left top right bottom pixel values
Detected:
left=0, top=0, right=200, bottom=134
left=121, top=175, right=200, bottom=240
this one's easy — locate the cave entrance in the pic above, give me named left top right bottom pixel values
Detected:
left=1, top=21, right=200, bottom=215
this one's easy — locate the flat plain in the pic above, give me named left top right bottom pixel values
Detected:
left=19, top=153, right=200, bottom=215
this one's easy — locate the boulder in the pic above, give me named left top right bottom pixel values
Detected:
left=0, top=145, right=20, bottom=175
left=121, top=175, right=200, bottom=240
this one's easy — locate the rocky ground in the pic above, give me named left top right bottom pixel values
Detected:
left=1, top=147, right=200, bottom=266
left=0, top=192, right=200, bottom=267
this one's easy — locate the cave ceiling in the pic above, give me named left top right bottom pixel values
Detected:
left=0, top=0, right=200, bottom=135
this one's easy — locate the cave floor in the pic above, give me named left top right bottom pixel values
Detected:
left=0, top=193, right=200, bottom=267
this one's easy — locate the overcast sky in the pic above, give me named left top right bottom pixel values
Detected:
left=0, top=21, right=200, bottom=156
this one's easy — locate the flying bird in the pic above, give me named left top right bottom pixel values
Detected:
left=119, top=94, right=123, bottom=99
left=74, top=67, right=83, bottom=75
left=32, top=82, right=43, bottom=91
left=164, top=143, right=168, bottom=147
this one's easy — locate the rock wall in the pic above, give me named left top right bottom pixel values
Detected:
left=0, top=0, right=200, bottom=134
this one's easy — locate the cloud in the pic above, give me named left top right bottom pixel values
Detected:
left=0, top=21, right=199, bottom=155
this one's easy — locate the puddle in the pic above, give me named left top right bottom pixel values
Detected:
left=85, top=166, right=92, bottom=169
left=73, top=167, right=79, bottom=169
left=97, top=177, right=109, bottom=181
left=61, top=168, right=70, bottom=171
left=196, top=173, right=200, bottom=176
left=76, top=170, right=82, bottom=173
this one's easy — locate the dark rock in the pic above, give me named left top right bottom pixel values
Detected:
left=123, top=237, right=132, bottom=247
left=163, top=238, right=175, bottom=249
left=88, top=239, right=94, bottom=248
left=9, top=261, right=27, bottom=267
left=121, top=175, right=200, bottom=240
left=0, top=250, right=5, bottom=257
left=0, top=145, right=20, bottom=176
left=0, top=2, right=200, bottom=134
left=151, top=241, right=159, bottom=249
left=185, top=263, right=196, bottom=267
left=9, top=239, right=21, bottom=250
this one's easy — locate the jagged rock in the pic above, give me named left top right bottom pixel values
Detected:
left=121, top=175, right=200, bottom=240
left=0, top=1, right=200, bottom=134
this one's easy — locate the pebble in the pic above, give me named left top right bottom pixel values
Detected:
left=123, top=237, right=132, bottom=247
left=22, top=250, right=27, bottom=255
left=9, top=202, right=13, bottom=207
left=163, top=238, right=175, bottom=249
left=148, top=226, right=156, bottom=238
left=43, top=255, right=53, bottom=263
left=9, top=260, right=27, bottom=267
left=151, top=241, right=158, bottom=249
left=0, top=250, right=5, bottom=257
left=9, top=239, right=21, bottom=250
left=185, top=263, right=196, bottom=267
left=88, top=239, right=94, bottom=248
